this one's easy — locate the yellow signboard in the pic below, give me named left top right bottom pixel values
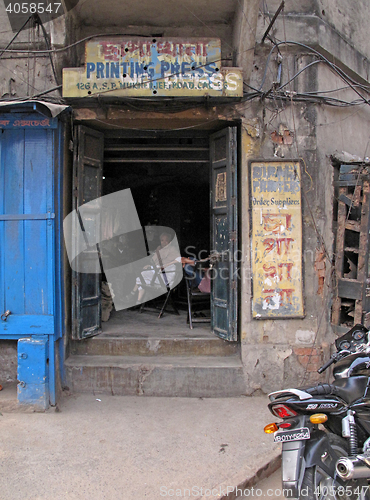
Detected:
left=62, top=37, right=243, bottom=98
left=251, top=161, right=304, bottom=318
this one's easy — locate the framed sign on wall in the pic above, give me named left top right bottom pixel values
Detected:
left=250, top=160, right=304, bottom=319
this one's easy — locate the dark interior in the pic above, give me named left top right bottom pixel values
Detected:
left=102, top=130, right=210, bottom=258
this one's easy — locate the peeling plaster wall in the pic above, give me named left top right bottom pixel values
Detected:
left=240, top=120, right=260, bottom=349
left=0, top=54, right=57, bottom=98
left=315, top=0, right=370, bottom=61
left=0, top=1, right=66, bottom=99
left=232, top=0, right=259, bottom=83
left=238, top=6, right=370, bottom=393
left=238, top=90, right=331, bottom=393
left=255, top=0, right=370, bottom=83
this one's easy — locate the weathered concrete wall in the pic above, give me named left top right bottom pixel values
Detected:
left=232, top=0, right=259, bottom=82
left=255, top=0, right=370, bottom=85
left=238, top=13, right=370, bottom=393
left=315, top=65, right=370, bottom=159
left=0, top=2, right=66, bottom=99
left=315, top=0, right=370, bottom=62
left=0, top=340, right=17, bottom=382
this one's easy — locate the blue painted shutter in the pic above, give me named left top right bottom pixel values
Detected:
left=210, top=127, right=238, bottom=341
left=0, top=125, right=55, bottom=337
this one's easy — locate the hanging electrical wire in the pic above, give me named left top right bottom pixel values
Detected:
left=0, top=14, right=35, bottom=59
left=257, top=40, right=370, bottom=103
left=0, top=3, right=368, bottom=113
left=0, top=28, right=368, bottom=108
left=33, top=14, right=59, bottom=89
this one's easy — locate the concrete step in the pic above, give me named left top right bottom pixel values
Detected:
left=69, top=336, right=239, bottom=357
left=65, top=354, right=246, bottom=397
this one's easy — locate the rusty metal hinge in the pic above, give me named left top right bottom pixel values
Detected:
left=231, top=281, right=237, bottom=290
left=230, top=230, right=237, bottom=241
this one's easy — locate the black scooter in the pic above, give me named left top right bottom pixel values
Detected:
left=264, top=324, right=370, bottom=499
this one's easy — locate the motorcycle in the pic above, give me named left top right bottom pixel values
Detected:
left=264, top=324, right=370, bottom=499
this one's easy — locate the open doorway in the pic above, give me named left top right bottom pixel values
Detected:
left=71, top=124, right=238, bottom=342
left=101, top=129, right=211, bottom=335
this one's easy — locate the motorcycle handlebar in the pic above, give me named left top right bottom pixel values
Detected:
left=317, top=355, right=337, bottom=374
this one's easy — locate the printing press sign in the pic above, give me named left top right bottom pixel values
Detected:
left=62, top=37, right=243, bottom=98
left=250, top=161, right=304, bottom=318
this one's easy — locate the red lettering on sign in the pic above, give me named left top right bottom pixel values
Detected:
left=100, top=42, right=121, bottom=61
left=12, top=119, right=50, bottom=127
left=121, top=41, right=151, bottom=57
left=278, top=288, right=295, bottom=305
left=263, top=264, right=277, bottom=278
left=278, top=262, right=294, bottom=280
left=262, top=213, right=292, bottom=233
left=262, top=287, right=295, bottom=306
left=157, top=41, right=207, bottom=58
left=276, top=238, right=294, bottom=255
left=157, top=41, right=175, bottom=57
left=263, top=238, right=275, bottom=254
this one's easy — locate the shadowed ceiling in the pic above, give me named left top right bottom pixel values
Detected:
left=65, top=0, right=238, bottom=27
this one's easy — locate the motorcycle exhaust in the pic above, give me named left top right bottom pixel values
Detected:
left=336, top=456, right=370, bottom=480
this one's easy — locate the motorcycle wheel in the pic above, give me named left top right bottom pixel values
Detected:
left=300, top=434, right=369, bottom=500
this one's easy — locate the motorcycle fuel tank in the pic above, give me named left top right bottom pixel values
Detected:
left=333, top=353, right=370, bottom=378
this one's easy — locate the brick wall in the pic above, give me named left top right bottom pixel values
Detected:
left=293, top=347, right=324, bottom=384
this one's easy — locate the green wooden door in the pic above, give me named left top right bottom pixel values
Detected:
left=71, top=126, right=104, bottom=339
left=210, top=127, right=238, bottom=341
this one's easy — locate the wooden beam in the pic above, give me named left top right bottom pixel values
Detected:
left=104, top=159, right=209, bottom=163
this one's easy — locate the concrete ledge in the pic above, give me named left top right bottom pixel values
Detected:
left=70, top=336, right=239, bottom=357
left=65, top=354, right=247, bottom=397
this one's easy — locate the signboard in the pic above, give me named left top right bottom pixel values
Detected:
left=0, top=114, right=57, bottom=129
left=250, top=160, right=304, bottom=318
left=62, top=38, right=243, bottom=98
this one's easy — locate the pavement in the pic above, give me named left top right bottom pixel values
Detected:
left=0, top=383, right=281, bottom=500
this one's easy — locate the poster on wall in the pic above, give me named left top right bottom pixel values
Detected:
left=250, top=160, right=304, bottom=318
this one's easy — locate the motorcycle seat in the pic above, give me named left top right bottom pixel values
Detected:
left=303, top=376, right=369, bottom=405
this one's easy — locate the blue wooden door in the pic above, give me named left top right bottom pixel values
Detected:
left=210, top=127, right=238, bottom=341
left=0, top=123, right=55, bottom=337
left=72, top=126, right=104, bottom=339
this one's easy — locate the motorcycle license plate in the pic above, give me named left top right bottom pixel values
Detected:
left=274, top=427, right=310, bottom=443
